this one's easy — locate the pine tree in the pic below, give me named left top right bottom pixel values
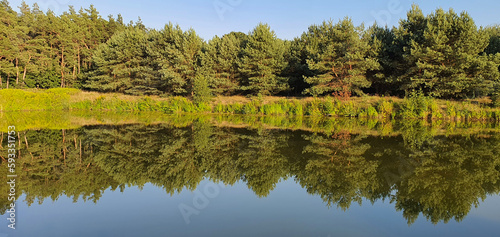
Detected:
left=85, top=27, right=160, bottom=95
left=240, top=23, right=288, bottom=96
left=16, top=2, right=45, bottom=87
left=395, top=5, right=499, bottom=98
left=203, top=32, right=247, bottom=95
left=0, top=0, right=17, bottom=88
left=365, top=25, right=401, bottom=95
left=282, top=37, right=310, bottom=95
left=302, top=18, right=380, bottom=97
left=484, top=26, right=500, bottom=106
left=484, top=25, right=500, bottom=55
left=147, top=23, right=203, bottom=96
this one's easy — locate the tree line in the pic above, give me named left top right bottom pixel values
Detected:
left=1, top=1, right=499, bottom=100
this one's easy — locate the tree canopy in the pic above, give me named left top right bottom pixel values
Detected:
left=0, top=1, right=499, bottom=100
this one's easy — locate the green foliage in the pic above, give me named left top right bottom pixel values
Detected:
left=364, top=106, right=379, bottom=118
left=260, top=103, right=286, bottom=116
left=147, top=23, right=204, bottom=96
left=0, top=2, right=124, bottom=90
left=304, top=99, right=323, bottom=116
left=2, top=1, right=499, bottom=100
left=377, top=99, right=395, bottom=118
left=84, top=28, right=160, bottom=95
left=3, top=121, right=500, bottom=225
left=302, top=18, right=380, bottom=96
left=339, top=101, right=358, bottom=117
left=161, top=97, right=196, bottom=113
left=289, top=100, right=304, bottom=116
left=484, top=25, right=500, bottom=55
left=393, top=5, right=500, bottom=98
left=25, top=70, right=61, bottom=89
left=492, top=84, right=500, bottom=108
left=203, top=32, right=247, bottom=95
left=0, top=88, right=75, bottom=111
left=396, top=92, right=434, bottom=119
left=243, top=100, right=260, bottom=114
left=193, top=75, right=212, bottom=104
left=239, top=23, right=289, bottom=95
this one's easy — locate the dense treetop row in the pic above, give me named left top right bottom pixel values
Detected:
left=1, top=1, right=499, bottom=100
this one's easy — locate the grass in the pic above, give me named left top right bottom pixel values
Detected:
left=1, top=88, right=499, bottom=122
left=2, top=111, right=500, bottom=140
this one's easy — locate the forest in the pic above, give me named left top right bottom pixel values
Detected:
left=1, top=1, right=500, bottom=103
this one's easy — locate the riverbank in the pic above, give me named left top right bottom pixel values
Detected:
left=1, top=88, right=499, bottom=121
left=1, top=110, right=500, bottom=138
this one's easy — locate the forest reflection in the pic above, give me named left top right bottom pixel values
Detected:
left=1, top=119, right=500, bottom=225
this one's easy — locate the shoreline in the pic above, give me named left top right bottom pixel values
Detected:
left=1, top=88, right=499, bottom=122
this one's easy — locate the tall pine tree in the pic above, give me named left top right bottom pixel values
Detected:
left=302, top=18, right=380, bottom=97
left=240, top=23, right=288, bottom=96
left=395, top=5, right=499, bottom=98
left=85, top=27, right=161, bottom=95
left=203, top=32, right=247, bottom=95
left=147, top=23, right=203, bottom=96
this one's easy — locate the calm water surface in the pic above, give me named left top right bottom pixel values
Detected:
left=1, top=117, right=500, bottom=236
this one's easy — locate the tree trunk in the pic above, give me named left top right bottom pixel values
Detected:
left=22, top=66, right=27, bottom=82
left=62, top=129, right=66, bottom=163
left=17, top=132, right=21, bottom=159
left=60, top=47, right=65, bottom=88
left=77, top=45, right=81, bottom=74
left=15, top=58, right=19, bottom=85
left=79, top=139, right=82, bottom=164
left=24, top=134, right=29, bottom=149
left=22, top=55, right=32, bottom=82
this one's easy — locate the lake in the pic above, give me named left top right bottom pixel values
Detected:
left=1, top=112, right=500, bottom=236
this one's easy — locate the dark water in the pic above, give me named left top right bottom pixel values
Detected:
left=1, top=120, right=500, bottom=236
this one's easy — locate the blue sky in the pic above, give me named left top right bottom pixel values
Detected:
left=8, top=0, right=500, bottom=40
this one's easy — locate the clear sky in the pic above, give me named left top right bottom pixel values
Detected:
left=8, top=0, right=500, bottom=41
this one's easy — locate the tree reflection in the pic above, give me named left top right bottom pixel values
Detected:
left=1, top=122, right=500, bottom=225
left=299, top=131, right=378, bottom=209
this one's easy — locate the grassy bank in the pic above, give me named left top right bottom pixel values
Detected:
left=1, top=88, right=499, bottom=121
left=2, top=111, right=500, bottom=138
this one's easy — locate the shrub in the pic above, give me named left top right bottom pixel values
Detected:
left=339, top=102, right=357, bottom=117
left=213, top=103, right=224, bottom=113
left=305, top=99, right=322, bottom=116
left=243, top=101, right=260, bottom=115
left=289, top=100, right=303, bottom=116
left=366, top=106, right=379, bottom=118
left=377, top=100, right=394, bottom=118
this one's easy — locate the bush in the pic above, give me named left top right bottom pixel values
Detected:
left=398, top=92, right=433, bottom=119
left=305, top=99, right=323, bottom=116
left=162, top=97, right=195, bottom=113
left=243, top=101, right=260, bottom=114
left=196, top=102, right=212, bottom=112
left=366, top=106, right=379, bottom=118
left=377, top=100, right=394, bottom=118
left=339, top=102, right=357, bottom=117
left=289, top=100, right=303, bottom=116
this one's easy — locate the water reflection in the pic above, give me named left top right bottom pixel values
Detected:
left=1, top=119, right=500, bottom=226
